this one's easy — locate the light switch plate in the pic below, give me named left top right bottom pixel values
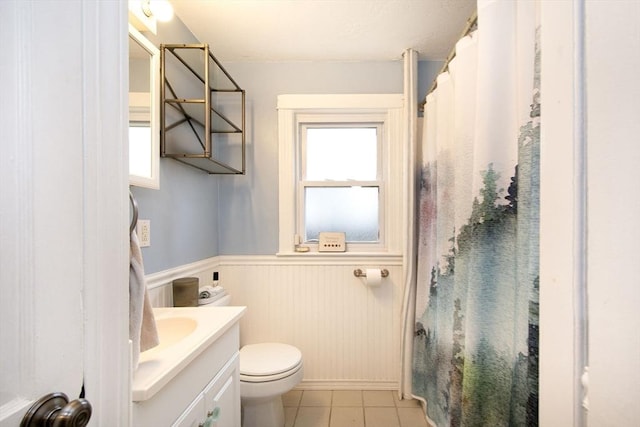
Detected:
left=318, top=232, right=346, bottom=252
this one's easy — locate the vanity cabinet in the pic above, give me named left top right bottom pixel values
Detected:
left=172, top=393, right=205, bottom=427
left=132, top=307, right=245, bottom=427
left=173, top=353, right=240, bottom=427
left=202, top=355, right=240, bottom=427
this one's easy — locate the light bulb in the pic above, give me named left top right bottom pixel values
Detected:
left=151, top=0, right=174, bottom=21
left=142, top=0, right=174, bottom=22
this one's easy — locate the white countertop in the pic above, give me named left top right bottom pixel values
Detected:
left=132, top=306, right=246, bottom=402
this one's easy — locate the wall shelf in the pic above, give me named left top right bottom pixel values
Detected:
left=160, top=44, right=245, bottom=174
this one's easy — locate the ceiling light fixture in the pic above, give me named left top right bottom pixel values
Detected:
left=141, top=0, right=174, bottom=22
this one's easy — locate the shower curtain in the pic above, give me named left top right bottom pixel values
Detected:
left=409, top=1, right=540, bottom=425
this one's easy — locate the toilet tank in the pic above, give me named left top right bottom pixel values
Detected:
left=200, top=293, right=231, bottom=307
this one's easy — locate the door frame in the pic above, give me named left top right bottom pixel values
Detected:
left=81, top=1, right=131, bottom=425
left=539, top=1, right=585, bottom=425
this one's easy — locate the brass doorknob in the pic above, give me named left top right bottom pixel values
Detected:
left=20, top=392, right=92, bottom=427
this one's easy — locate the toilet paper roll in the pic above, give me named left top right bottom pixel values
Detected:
left=365, top=268, right=382, bottom=287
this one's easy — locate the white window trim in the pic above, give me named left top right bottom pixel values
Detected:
left=277, top=94, right=404, bottom=256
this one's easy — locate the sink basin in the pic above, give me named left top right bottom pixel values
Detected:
left=146, top=317, right=197, bottom=353
left=132, top=306, right=246, bottom=402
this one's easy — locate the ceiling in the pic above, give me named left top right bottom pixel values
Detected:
left=169, top=0, right=476, bottom=62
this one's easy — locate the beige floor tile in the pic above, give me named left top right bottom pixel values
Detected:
left=285, top=406, right=298, bottom=427
left=364, top=407, right=400, bottom=427
left=300, top=390, right=333, bottom=407
left=329, top=407, right=364, bottom=427
left=284, top=389, right=303, bottom=407
left=294, top=407, right=331, bottom=427
left=393, top=393, right=422, bottom=408
left=332, top=390, right=363, bottom=407
left=397, top=407, right=429, bottom=427
left=362, top=390, right=395, bottom=407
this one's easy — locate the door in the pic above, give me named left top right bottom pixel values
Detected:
left=0, top=1, right=130, bottom=425
left=583, top=1, right=640, bottom=425
left=539, top=1, right=640, bottom=425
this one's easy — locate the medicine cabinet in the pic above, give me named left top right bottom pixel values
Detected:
left=129, top=24, right=160, bottom=189
left=160, top=44, right=245, bottom=174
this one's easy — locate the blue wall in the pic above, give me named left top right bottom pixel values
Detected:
left=419, top=61, right=444, bottom=105
left=130, top=17, right=221, bottom=274
left=132, top=16, right=443, bottom=272
left=216, top=60, right=443, bottom=255
left=217, top=61, right=404, bottom=255
left=131, top=160, right=219, bottom=274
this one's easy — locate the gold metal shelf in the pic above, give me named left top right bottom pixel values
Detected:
left=160, top=44, right=245, bottom=174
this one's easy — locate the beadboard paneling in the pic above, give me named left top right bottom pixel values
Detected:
left=218, top=258, right=403, bottom=390
left=146, top=257, right=219, bottom=307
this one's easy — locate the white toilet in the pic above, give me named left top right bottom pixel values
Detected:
left=199, top=289, right=303, bottom=427
left=240, top=342, right=303, bottom=427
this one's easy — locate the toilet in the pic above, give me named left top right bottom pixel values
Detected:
left=199, top=288, right=303, bottom=427
left=240, top=342, right=303, bottom=427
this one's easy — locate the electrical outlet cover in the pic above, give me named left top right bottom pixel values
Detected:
left=137, top=219, right=150, bottom=247
left=318, top=232, right=346, bottom=252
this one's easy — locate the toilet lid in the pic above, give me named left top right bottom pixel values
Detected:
left=240, top=343, right=302, bottom=378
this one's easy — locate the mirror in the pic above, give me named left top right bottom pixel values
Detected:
left=129, top=24, right=160, bottom=189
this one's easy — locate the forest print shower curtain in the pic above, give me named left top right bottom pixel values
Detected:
left=412, top=1, right=539, bottom=426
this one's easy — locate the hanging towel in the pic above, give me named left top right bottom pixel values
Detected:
left=129, top=230, right=159, bottom=370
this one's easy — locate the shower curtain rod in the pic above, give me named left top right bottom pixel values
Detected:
left=419, top=10, right=478, bottom=113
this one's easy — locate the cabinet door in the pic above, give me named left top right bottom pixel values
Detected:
left=172, top=393, right=205, bottom=427
left=203, top=353, right=240, bottom=427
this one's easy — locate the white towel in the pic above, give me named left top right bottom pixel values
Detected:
left=198, top=286, right=226, bottom=305
left=130, top=230, right=159, bottom=370
left=199, top=285, right=225, bottom=299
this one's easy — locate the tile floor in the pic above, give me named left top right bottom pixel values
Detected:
left=282, top=390, right=429, bottom=427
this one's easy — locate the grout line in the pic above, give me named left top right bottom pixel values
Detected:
left=288, top=390, right=423, bottom=427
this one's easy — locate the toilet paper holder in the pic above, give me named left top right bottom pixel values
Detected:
left=353, top=268, right=389, bottom=278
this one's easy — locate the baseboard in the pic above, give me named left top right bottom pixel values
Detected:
left=295, top=380, right=398, bottom=391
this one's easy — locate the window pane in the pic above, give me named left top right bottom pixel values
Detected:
left=304, top=187, right=379, bottom=242
left=129, top=125, right=152, bottom=177
left=305, top=127, right=377, bottom=180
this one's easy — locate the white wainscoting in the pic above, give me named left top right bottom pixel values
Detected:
left=219, top=255, right=404, bottom=390
left=145, top=257, right=220, bottom=307
left=145, top=255, right=404, bottom=390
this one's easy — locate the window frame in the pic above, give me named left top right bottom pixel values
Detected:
left=277, top=94, right=404, bottom=256
left=298, top=120, right=386, bottom=250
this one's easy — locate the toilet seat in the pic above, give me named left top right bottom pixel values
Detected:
left=240, top=343, right=303, bottom=383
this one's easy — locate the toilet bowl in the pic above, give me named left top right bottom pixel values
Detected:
left=240, top=343, right=303, bottom=427
left=198, top=289, right=303, bottom=427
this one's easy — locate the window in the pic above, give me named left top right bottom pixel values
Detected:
left=278, top=94, right=404, bottom=255
left=129, top=123, right=152, bottom=178
left=301, top=125, right=382, bottom=243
